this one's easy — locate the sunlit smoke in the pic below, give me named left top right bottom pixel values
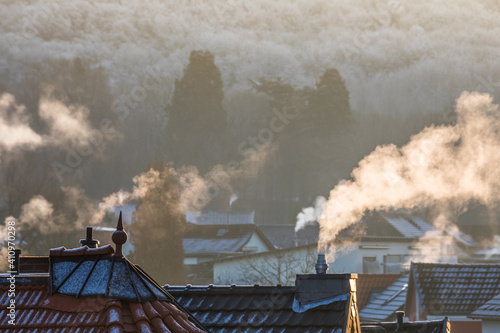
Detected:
left=0, top=93, right=42, bottom=152
left=295, top=196, right=326, bottom=232
left=100, top=143, right=276, bottom=213
left=17, top=186, right=106, bottom=235
left=0, top=93, right=107, bottom=155
left=318, top=92, right=500, bottom=251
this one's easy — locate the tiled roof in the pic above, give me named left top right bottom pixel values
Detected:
left=49, top=245, right=170, bottom=302
left=183, top=223, right=272, bottom=255
left=0, top=214, right=207, bottom=332
left=258, top=224, right=319, bottom=249
left=356, top=274, right=402, bottom=310
left=409, top=262, right=500, bottom=316
left=165, top=284, right=355, bottom=333
left=359, top=275, right=409, bottom=321
left=0, top=283, right=205, bottom=332
left=186, top=211, right=255, bottom=225
left=470, top=292, right=500, bottom=319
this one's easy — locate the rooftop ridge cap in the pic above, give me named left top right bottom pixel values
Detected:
left=49, top=244, right=115, bottom=257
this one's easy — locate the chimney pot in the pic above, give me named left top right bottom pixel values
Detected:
left=80, top=227, right=100, bottom=248
left=395, top=311, right=405, bottom=332
left=13, top=249, right=21, bottom=275
left=315, top=253, right=328, bottom=274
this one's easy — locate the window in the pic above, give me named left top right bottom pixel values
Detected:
left=363, top=256, right=381, bottom=273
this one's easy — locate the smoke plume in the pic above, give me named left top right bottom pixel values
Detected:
left=100, top=143, right=276, bottom=213
left=318, top=92, right=500, bottom=250
left=295, top=196, right=326, bottom=232
left=0, top=92, right=107, bottom=155
left=0, top=93, right=42, bottom=152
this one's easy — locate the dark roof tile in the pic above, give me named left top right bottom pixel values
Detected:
left=166, top=285, right=354, bottom=332
left=411, top=262, right=500, bottom=316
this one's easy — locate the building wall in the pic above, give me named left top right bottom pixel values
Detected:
left=213, top=240, right=458, bottom=284
left=214, top=246, right=317, bottom=285
left=244, top=232, right=272, bottom=253
left=449, top=320, right=481, bottom=333
left=481, top=320, right=499, bottom=333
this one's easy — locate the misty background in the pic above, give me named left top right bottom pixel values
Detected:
left=1, top=0, right=500, bottom=282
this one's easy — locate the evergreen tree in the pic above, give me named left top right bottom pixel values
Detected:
left=308, top=68, right=351, bottom=134
left=129, top=166, right=185, bottom=284
left=166, top=50, right=229, bottom=173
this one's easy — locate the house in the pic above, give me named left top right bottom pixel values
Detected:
left=211, top=212, right=470, bottom=285
left=405, top=262, right=500, bottom=333
left=469, top=293, right=500, bottom=333
left=183, top=222, right=274, bottom=284
left=166, top=266, right=362, bottom=332
left=0, top=214, right=207, bottom=332
left=165, top=258, right=451, bottom=333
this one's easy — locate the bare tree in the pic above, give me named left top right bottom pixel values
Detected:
left=217, top=246, right=317, bottom=286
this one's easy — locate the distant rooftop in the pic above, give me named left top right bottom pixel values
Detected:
left=470, top=292, right=500, bottom=319
left=360, top=275, right=409, bottom=322
left=186, top=211, right=255, bottom=225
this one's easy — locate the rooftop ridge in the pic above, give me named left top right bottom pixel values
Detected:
left=50, top=244, right=114, bottom=257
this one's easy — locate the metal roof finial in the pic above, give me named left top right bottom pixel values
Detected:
left=112, top=211, right=128, bottom=257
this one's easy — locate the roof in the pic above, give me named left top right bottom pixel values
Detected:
left=0, top=282, right=205, bottom=332
left=258, top=224, right=319, bottom=249
left=359, top=275, right=409, bottom=321
left=186, top=211, right=255, bottom=225
left=49, top=245, right=170, bottom=302
left=0, top=214, right=207, bottom=332
left=361, top=318, right=450, bottom=333
left=356, top=274, right=402, bottom=310
left=470, top=292, right=500, bottom=319
left=183, top=223, right=273, bottom=255
left=165, top=284, right=358, bottom=333
left=407, top=262, right=500, bottom=316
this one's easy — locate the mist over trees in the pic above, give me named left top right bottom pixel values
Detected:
left=0, top=48, right=451, bottom=268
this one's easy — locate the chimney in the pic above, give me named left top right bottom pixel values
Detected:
left=294, top=254, right=357, bottom=313
left=315, top=253, right=328, bottom=274
left=395, top=311, right=405, bottom=333
left=12, top=249, right=21, bottom=275
left=80, top=227, right=100, bottom=248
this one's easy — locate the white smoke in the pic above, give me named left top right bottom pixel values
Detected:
left=1, top=0, right=499, bottom=116
left=318, top=92, right=500, bottom=250
left=0, top=93, right=42, bottom=151
left=0, top=92, right=106, bottom=155
left=295, top=196, right=326, bottom=232
left=100, top=143, right=276, bottom=213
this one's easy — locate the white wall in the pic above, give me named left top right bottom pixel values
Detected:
left=213, top=239, right=458, bottom=284
left=481, top=319, right=500, bottom=333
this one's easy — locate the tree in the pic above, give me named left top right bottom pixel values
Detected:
left=129, top=166, right=186, bottom=284
left=166, top=50, right=229, bottom=173
left=308, top=68, right=351, bottom=134
left=216, top=247, right=317, bottom=285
